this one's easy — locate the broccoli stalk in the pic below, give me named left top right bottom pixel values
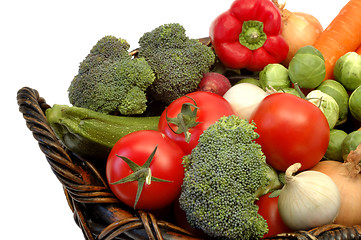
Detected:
left=138, top=23, right=216, bottom=105
left=68, top=36, right=155, bottom=115
left=179, top=115, right=281, bottom=240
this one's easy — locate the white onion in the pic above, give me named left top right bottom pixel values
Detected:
left=222, top=83, right=268, bottom=120
left=278, top=163, right=341, bottom=231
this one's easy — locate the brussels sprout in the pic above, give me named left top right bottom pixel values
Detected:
left=288, top=46, right=326, bottom=89
left=259, top=63, right=290, bottom=90
left=236, top=78, right=261, bottom=88
left=325, top=129, right=348, bottom=161
left=334, top=52, right=361, bottom=91
left=277, top=87, right=301, bottom=97
left=342, top=130, right=361, bottom=161
left=316, top=80, right=349, bottom=125
left=307, top=90, right=339, bottom=129
left=349, top=85, right=361, bottom=122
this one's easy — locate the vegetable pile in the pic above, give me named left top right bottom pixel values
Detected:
left=179, top=115, right=281, bottom=239
left=44, top=0, right=361, bottom=239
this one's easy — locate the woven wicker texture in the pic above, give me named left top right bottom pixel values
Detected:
left=17, top=87, right=361, bottom=240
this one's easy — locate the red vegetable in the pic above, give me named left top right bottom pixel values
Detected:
left=158, top=91, right=234, bottom=154
left=173, top=200, right=208, bottom=238
left=249, top=93, right=330, bottom=171
left=256, top=193, right=292, bottom=238
left=106, top=130, right=185, bottom=210
left=197, top=72, right=231, bottom=96
left=209, top=0, right=289, bottom=71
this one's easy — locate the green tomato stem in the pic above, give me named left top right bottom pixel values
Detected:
left=293, top=83, right=306, bottom=99
left=166, top=96, right=200, bottom=143
left=111, top=145, right=173, bottom=209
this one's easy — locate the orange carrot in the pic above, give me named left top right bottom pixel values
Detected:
left=356, top=45, right=361, bottom=54
left=313, top=0, right=361, bottom=80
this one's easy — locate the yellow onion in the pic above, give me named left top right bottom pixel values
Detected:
left=311, top=143, right=361, bottom=226
left=272, top=0, right=324, bottom=67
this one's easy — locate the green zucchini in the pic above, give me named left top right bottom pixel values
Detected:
left=46, top=104, right=160, bottom=162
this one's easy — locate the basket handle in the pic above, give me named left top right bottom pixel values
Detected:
left=16, top=87, right=203, bottom=240
left=17, top=87, right=119, bottom=203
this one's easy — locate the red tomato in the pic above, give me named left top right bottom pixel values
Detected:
left=256, top=193, right=292, bottom=238
left=249, top=93, right=329, bottom=171
left=106, top=130, right=185, bottom=210
left=173, top=200, right=208, bottom=238
left=158, top=91, right=234, bottom=154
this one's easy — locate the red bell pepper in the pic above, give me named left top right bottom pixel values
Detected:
left=209, top=0, right=289, bottom=72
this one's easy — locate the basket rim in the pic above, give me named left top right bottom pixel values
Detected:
left=17, top=86, right=361, bottom=240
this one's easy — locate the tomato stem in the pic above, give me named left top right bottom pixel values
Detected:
left=111, top=145, right=173, bottom=209
left=293, top=83, right=306, bottom=99
left=166, top=96, right=201, bottom=143
left=306, top=96, right=325, bottom=108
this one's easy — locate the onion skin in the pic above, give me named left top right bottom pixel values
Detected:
left=274, top=2, right=323, bottom=67
left=279, top=163, right=340, bottom=231
left=311, top=159, right=361, bottom=226
left=223, top=83, right=268, bottom=120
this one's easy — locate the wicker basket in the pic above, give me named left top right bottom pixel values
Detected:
left=16, top=86, right=361, bottom=240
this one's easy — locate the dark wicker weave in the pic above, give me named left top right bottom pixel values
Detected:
left=16, top=86, right=361, bottom=240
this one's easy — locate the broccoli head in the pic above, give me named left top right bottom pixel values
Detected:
left=179, top=115, right=281, bottom=240
left=138, top=23, right=215, bottom=104
left=68, top=36, right=155, bottom=115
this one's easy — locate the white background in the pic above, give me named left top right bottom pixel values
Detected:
left=2, top=0, right=350, bottom=239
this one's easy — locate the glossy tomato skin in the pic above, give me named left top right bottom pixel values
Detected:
left=106, top=130, right=185, bottom=210
left=256, top=193, right=292, bottom=238
left=158, top=91, right=235, bottom=154
left=250, top=93, right=329, bottom=171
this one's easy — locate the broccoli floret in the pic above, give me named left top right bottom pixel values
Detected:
left=78, top=36, right=130, bottom=74
left=179, top=115, right=281, bottom=240
left=68, top=36, right=155, bottom=115
left=138, top=23, right=215, bottom=104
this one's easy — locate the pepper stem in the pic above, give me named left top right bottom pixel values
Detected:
left=239, top=20, right=267, bottom=50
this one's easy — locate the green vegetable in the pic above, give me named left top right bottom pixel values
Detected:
left=277, top=87, right=301, bottom=97
left=334, top=52, right=361, bottom=91
left=138, top=23, right=215, bottom=104
left=68, top=36, right=155, bottom=115
left=306, top=90, right=339, bottom=129
left=259, top=63, right=290, bottom=90
left=179, top=115, right=281, bottom=240
left=325, top=129, right=348, bottom=161
left=342, top=130, right=361, bottom=161
left=349, top=85, right=361, bottom=122
left=236, top=78, right=261, bottom=88
left=45, top=104, right=160, bottom=161
left=316, top=80, right=349, bottom=125
left=288, top=46, right=326, bottom=89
